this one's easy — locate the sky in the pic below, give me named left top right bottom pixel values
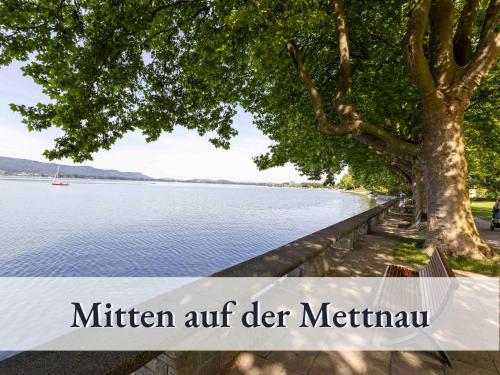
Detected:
left=0, top=62, right=309, bottom=183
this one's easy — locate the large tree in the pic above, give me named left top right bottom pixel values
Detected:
left=1, top=0, right=498, bottom=258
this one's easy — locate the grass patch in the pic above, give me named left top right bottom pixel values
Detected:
left=393, top=239, right=499, bottom=276
left=447, top=256, right=499, bottom=276
left=393, top=239, right=428, bottom=266
left=471, top=200, right=495, bottom=221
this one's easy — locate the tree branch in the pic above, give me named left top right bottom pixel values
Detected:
left=429, top=0, right=457, bottom=85
left=286, top=40, right=420, bottom=157
left=286, top=40, right=359, bottom=135
left=461, top=0, right=500, bottom=94
left=390, top=163, right=413, bottom=184
left=453, top=0, right=480, bottom=66
left=358, top=123, right=420, bottom=156
left=403, top=0, right=436, bottom=97
left=330, top=0, right=420, bottom=156
left=330, top=0, right=351, bottom=108
left=150, top=0, right=195, bottom=21
left=286, top=0, right=421, bottom=157
left=393, top=158, right=414, bottom=177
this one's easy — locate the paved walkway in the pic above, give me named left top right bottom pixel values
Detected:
left=225, top=350, right=500, bottom=375
left=327, top=211, right=417, bottom=277
left=224, top=210, right=500, bottom=375
left=475, top=218, right=500, bottom=250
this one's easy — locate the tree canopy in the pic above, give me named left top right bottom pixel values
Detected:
left=0, top=0, right=438, bottom=159
left=1, top=1, right=495, bottom=178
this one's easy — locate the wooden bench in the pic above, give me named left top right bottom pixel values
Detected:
left=385, top=248, right=455, bottom=278
left=381, top=249, right=456, bottom=367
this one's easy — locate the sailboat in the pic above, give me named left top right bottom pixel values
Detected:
left=51, top=166, right=69, bottom=186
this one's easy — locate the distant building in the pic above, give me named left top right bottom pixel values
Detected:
left=469, top=188, right=477, bottom=198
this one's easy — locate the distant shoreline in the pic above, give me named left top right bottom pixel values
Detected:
left=0, top=174, right=334, bottom=190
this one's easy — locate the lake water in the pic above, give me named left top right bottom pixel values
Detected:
left=0, top=178, right=373, bottom=276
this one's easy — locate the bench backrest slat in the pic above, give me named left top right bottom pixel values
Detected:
left=419, top=249, right=455, bottom=278
left=419, top=249, right=456, bottom=319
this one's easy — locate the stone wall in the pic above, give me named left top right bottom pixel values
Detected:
left=132, top=199, right=398, bottom=375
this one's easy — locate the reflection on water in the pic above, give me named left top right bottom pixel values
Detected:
left=0, top=178, right=372, bottom=276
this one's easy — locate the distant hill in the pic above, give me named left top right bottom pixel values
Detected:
left=0, top=156, right=152, bottom=180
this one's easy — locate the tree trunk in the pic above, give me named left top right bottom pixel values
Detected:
left=391, top=160, right=427, bottom=227
left=412, top=168, right=427, bottom=228
left=420, top=102, right=492, bottom=259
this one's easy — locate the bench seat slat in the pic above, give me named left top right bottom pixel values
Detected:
left=386, top=264, right=418, bottom=277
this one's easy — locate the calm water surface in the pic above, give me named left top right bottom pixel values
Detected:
left=0, top=178, right=373, bottom=276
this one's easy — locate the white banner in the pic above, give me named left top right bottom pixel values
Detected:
left=0, top=277, right=497, bottom=351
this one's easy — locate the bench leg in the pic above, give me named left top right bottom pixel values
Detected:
left=438, top=350, right=452, bottom=368
left=420, top=329, right=453, bottom=368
